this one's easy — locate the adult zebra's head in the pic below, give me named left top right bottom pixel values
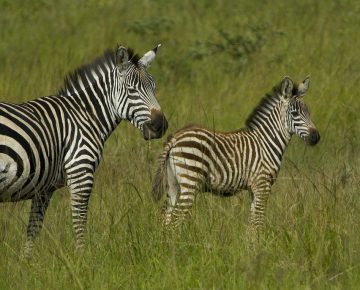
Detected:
left=280, top=76, right=320, bottom=146
left=113, top=44, right=168, bottom=140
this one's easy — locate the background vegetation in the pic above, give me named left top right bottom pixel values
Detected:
left=0, top=0, right=359, bottom=289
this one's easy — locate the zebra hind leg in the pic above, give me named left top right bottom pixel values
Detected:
left=163, top=157, right=202, bottom=228
left=163, top=160, right=180, bottom=226
left=170, top=176, right=199, bottom=228
left=24, top=193, right=52, bottom=259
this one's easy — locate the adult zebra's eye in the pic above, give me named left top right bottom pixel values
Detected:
left=291, top=111, right=300, bottom=117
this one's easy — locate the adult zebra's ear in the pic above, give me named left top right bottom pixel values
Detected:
left=139, top=44, right=161, bottom=68
left=116, top=46, right=129, bottom=71
left=297, top=76, right=310, bottom=97
left=280, top=76, right=294, bottom=99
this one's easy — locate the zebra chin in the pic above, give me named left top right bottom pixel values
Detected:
left=142, top=110, right=168, bottom=140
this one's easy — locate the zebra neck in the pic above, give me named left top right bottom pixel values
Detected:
left=65, top=89, right=119, bottom=142
left=250, top=109, right=292, bottom=169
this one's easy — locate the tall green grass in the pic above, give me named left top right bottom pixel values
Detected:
left=0, top=0, right=359, bottom=289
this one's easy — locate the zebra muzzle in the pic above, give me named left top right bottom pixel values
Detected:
left=142, top=110, right=168, bottom=140
left=306, top=128, right=320, bottom=146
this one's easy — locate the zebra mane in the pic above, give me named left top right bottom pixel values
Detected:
left=58, top=47, right=140, bottom=95
left=245, top=80, right=300, bottom=129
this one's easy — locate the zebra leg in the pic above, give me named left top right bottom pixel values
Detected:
left=67, top=170, right=94, bottom=250
left=163, top=160, right=180, bottom=226
left=249, top=182, right=271, bottom=237
left=24, top=193, right=52, bottom=258
left=165, top=152, right=206, bottom=228
left=170, top=178, right=198, bottom=228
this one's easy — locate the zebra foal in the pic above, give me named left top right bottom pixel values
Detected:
left=0, top=44, right=168, bottom=257
left=152, top=76, right=319, bottom=232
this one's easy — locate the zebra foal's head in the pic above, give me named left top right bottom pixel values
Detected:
left=280, top=76, right=320, bottom=146
left=114, top=44, right=168, bottom=140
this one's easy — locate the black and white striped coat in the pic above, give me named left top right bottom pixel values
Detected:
left=0, top=44, right=168, bottom=256
left=152, top=76, right=319, bottom=231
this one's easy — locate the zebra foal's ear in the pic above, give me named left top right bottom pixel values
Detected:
left=116, top=46, right=129, bottom=71
left=280, top=76, right=294, bottom=99
left=297, top=76, right=310, bottom=97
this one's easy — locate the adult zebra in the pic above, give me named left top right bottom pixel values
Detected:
left=0, top=44, right=168, bottom=256
left=152, top=76, right=319, bottom=232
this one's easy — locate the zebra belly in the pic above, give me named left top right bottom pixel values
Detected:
left=207, top=170, right=248, bottom=196
left=207, top=179, right=240, bottom=196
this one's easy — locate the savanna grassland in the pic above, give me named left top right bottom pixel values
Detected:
left=0, top=0, right=359, bottom=289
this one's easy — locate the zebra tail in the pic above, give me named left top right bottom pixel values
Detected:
left=152, top=136, right=173, bottom=201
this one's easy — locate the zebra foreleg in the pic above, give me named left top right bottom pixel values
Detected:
left=67, top=170, right=94, bottom=251
left=24, top=193, right=52, bottom=258
left=249, top=183, right=271, bottom=240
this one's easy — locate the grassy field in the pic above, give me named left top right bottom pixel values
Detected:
left=0, top=0, right=359, bottom=289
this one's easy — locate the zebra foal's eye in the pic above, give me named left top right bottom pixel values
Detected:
left=291, top=111, right=300, bottom=117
